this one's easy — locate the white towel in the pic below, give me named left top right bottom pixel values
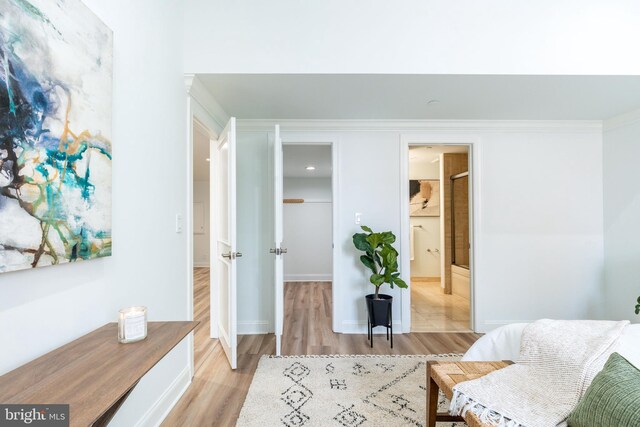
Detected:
left=410, top=225, right=416, bottom=261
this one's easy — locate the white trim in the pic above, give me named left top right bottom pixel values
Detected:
left=279, top=133, right=341, bottom=333
left=134, top=366, right=191, bottom=427
left=399, top=135, right=479, bottom=334
left=185, top=75, right=229, bottom=377
left=193, top=261, right=210, bottom=268
left=284, top=274, right=332, bottom=282
left=184, top=95, right=195, bottom=378
left=603, top=108, right=640, bottom=132
left=185, top=74, right=230, bottom=130
left=238, top=119, right=602, bottom=133
left=341, top=320, right=403, bottom=335
left=238, top=321, right=272, bottom=335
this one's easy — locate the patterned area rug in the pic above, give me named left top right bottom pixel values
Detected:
left=237, top=354, right=467, bottom=427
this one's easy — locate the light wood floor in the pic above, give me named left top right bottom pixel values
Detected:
left=411, top=280, right=471, bottom=333
left=193, top=267, right=217, bottom=371
left=163, top=276, right=480, bottom=426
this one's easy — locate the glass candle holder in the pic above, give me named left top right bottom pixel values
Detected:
left=118, top=306, right=148, bottom=343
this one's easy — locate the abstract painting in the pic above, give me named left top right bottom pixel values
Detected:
left=0, top=0, right=113, bottom=273
left=409, top=180, right=440, bottom=217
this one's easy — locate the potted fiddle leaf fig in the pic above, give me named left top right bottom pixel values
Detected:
left=352, top=225, right=407, bottom=347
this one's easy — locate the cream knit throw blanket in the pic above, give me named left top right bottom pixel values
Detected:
left=450, top=319, right=629, bottom=427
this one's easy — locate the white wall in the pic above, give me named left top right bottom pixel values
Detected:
left=284, top=178, right=332, bottom=200
left=0, top=1, right=190, bottom=425
left=193, top=180, right=211, bottom=266
left=603, top=110, right=640, bottom=322
left=283, top=178, right=332, bottom=281
left=468, top=127, right=604, bottom=330
left=238, top=122, right=606, bottom=334
left=184, top=0, right=640, bottom=75
left=409, top=156, right=441, bottom=278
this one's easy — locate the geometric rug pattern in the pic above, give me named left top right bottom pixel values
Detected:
left=237, top=354, right=467, bottom=427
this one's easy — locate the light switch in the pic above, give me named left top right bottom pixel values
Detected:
left=355, top=213, right=362, bottom=225
left=175, top=214, right=183, bottom=233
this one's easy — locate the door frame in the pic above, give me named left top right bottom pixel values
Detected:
left=185, top=75, right=227, bottom=376
left=279, top=132, right=340, bottom=333
left=399, top=135, right=479, bottom=333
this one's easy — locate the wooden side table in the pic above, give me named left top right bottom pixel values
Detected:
left=0, top=321, right=198, bottom=427
left=426, top=360, right=513, bottom=427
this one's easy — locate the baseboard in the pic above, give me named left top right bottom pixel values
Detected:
left=341, top=320, right=403, bottom=335
left=135, top=366, right=191, bottom=427
left=411, top=276, right=440, bottom=282
left=193, top=261, right=210, bottom=268
left=284, top=274, right=332, bottom=282
left=238, top=321, right=273, bottom=335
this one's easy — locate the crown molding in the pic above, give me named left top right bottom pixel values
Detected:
left=237, top=119, right=602, bottom=134
left=184, top=74, right=230, bottom=130
left=603, top=109, right=640, bottom=132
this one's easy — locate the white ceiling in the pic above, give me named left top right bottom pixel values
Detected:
left=283, top=145, right=332, bottom=178
left=409, top=145, right=468, bottom=164
left=198, top=74, right=640, bottom=121
left=193, top=124, right=210, bottom=181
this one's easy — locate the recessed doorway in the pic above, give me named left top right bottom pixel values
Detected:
left=406, top=144, right=472, bottom=332
left=281, top=144, right=334, bottom=352
left=192, top=120, right=215, bottom=370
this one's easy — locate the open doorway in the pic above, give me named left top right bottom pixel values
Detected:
left=281, top=144, right=333, bottom=352
left=408, top=145, right=471, bottom=332
left=192, top=120, right=214, bottom=369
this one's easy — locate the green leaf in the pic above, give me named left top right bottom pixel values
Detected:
left=373, top=251, right=381, bottom=265
left=380, top=231, right=396, bottom=244
left=370, top=274, right=385, bottom=286
left=353, top=226, right=407, bottom=294
left=384, top=269, right=393, bottom=283
left=379, top=245, right=396, bottom=265
left=366, top=233, right=383, bottom=249
left=393, top=277, right=408, bottom=289
left=353, top=233, right=372, bottom=252
left=360, top=255, right=377, bottom=274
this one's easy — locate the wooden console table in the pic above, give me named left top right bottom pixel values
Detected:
left=426, top=360, right=513, bottom=427
left=0, top=321, right=197, bottom=427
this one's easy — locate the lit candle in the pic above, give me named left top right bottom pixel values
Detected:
left=118, top=306, right=148, bottom=343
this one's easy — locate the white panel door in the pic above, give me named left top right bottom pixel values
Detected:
left=272, top=125, right=285, bottom=356
left=214, top=117, right=239, bottom=369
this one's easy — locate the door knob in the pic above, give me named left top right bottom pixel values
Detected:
left=269, top=248, right=277, bottom=254
left=222, top=252, right=232, bottom=259
left=280, top=248, right=288, bottom=254
left=235, top=252, right=243, bottom=258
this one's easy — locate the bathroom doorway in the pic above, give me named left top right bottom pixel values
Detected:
left=407, top=145, right=471, bottom=332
